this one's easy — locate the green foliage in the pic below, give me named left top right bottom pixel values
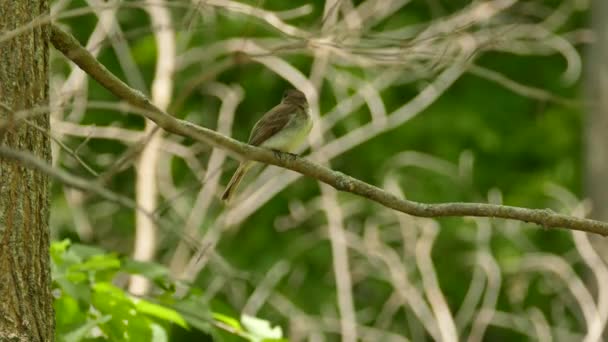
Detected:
left=213, top=313, right=286, bottom=342
left=53, top=239, right=174, bottom=341
left=52, top=240, right=285, bottom=341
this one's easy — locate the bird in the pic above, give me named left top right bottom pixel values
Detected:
left=221, top=88, right=312, bottom=203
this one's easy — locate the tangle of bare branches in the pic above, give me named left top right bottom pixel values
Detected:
left=46, top=23, right=608, bottom=237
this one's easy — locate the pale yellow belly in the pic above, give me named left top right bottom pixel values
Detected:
left=260, top=116, right=312, bottom=152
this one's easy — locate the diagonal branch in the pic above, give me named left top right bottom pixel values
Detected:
left=48, top=24, right=608, bottom=236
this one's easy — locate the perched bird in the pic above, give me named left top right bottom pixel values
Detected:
left=221, top=89, right=312, bottom=203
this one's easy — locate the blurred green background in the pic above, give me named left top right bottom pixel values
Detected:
left=49, top=0, right=596, bottom=341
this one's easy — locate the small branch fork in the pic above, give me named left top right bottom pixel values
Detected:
left=25, top=24, right=608, bottom=237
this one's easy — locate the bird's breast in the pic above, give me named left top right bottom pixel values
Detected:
left=260, top=113, right=312, bottom=152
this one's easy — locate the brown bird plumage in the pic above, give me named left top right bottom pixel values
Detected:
left=221, top=89, right=312, bottom=203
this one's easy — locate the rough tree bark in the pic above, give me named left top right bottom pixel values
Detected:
left=0, top=1, right=54, bottom=341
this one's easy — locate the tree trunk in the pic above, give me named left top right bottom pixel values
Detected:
left=0, top=1, right=54, bottom=341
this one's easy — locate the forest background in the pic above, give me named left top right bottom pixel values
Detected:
left=9, top=0, right=608, bottom=341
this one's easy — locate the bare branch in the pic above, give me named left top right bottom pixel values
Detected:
left=49, top=24, right=608, bottom=236
left=469, top=65, right=579, bottom=107
left=0, top=145, right=201, bottom=250
left=129, top=0, right=176, bottom=296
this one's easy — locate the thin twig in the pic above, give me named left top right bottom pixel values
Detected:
left=24, top=119, right=99, bottom=176
left=0, top=145, right=201, bottom=250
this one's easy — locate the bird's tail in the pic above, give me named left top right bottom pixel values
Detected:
left=221, top=162, right=253, bottom=203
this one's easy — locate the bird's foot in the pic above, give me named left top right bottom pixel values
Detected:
left=272, top=149, right=298, bottom=161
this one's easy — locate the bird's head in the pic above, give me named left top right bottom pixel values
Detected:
left=282, top=89, right=308, bottom=109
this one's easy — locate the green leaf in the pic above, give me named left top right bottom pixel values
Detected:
left=170, top=293, right=212, bottom=333
left=92, top=282, right=123, bottom=295
left=71, top=254, right=121, bottom=272
left=123, top=313, right=154, bottom=342
left=175, top=310, right=212, bottom=334
left=134, top=298, right=188, bottom=329
left=51, top=239, right=71, bottom=262
left=122, top=259, right=170, bottom=281
left=54, top=294, right=83, bottom=328
left=70, top=244, right=108, bottom=259
left=213, top=312, right=243, bottom=332
left=92, top=282, right=131, bottom=313
left=61, top=250, right=85, bottom=268
left=61, top=315, right=111, bottom=342
left=150, top=322, right=169, bottom=342
left=241, top=314, right=283, bottom=341
left=54, top=277, right=91, bottom=304
left=122, top=259, right=175, bottom=291
left=92, top=282, right=154, bottom=341
left=65, top=270, right=88, bottom=283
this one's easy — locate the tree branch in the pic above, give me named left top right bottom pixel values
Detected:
left=0, top=145, right=202, bottom=249
left=49, top=24, right=608, bottom=236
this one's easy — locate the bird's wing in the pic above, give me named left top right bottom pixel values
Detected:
left=248, top=103, right=295, bottom=146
